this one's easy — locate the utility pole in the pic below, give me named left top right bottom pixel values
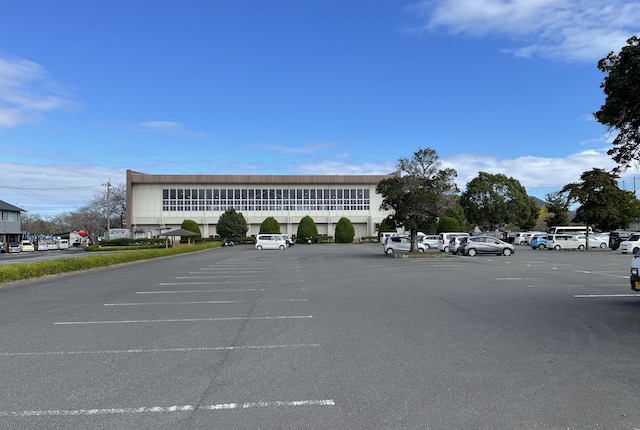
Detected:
left=103, top=179, right=111, bottom=239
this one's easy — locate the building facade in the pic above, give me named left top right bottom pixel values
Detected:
left=126, top=170, right=398, bottom=240
left=0, top=199, right=24, bottom=248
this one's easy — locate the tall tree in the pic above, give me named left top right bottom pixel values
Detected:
left=594, top=36, right=640, bottom=171
left=544, top=191, right=570, bottom=228
left=459, top=172, right=538, bottom=231
left=561, top=168, right=640, bottom=231
left=376, top=147, right=458, bottom=251
left=216, top=208, right=248, bottom=239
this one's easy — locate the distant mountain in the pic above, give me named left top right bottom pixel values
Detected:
left=531, top=196, right=545, bottom=207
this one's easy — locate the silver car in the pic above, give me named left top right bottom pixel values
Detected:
left=384, top=236, right=426, bottom=254
left=460, top=236, right=515, bottom=256
left=419, top=234, right=439, bottom=249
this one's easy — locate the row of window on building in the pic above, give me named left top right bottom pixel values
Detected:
left=161, top=188, right=372, bottom=212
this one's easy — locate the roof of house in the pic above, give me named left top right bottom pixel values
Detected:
left=0, top=200, right=24, bottom=212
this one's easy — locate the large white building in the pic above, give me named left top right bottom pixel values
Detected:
left=126, top=170, right=398, bottom=239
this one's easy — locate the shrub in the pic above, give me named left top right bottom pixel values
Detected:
left=335, top=217, right=355, bottom=243
left=260, top=217, right=281, bottom=233
left=436, top=217, right=462, bottom=233
left=181, top=219, right=202, bottom=235
left=0, top=242, right=221, bottom=283
left=217, top=208, right=248, bottom=238
left=296, top=216, right=318, bottom=243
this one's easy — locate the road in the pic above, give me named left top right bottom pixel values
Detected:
left=1, top=244, right=639, bottom=429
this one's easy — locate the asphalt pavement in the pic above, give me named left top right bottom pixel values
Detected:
left=1, top=243, right=639, bottom=429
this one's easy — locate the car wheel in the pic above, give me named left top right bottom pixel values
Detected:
left=467, top=248, right=477, bottom=257
left=385, top=248, right=394, bottom=254
left=578, top=244, right=585, bottom=250
left=554, top=245, right=561, bottom=250
left=256, top=245, right=262, bottom=250
left=418, top=248, right=425, bottom=252
left=600, top=242, right=607, bottom=249
left=503, top=248, right=512, bottom=256
left=443, top=246, right=448, bottom=253
left=279, top=245, right=285, bottom=250
left=538, top=244, right=545, bottom=250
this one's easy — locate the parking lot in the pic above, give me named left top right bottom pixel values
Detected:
left=1, top=243, right=639, bottom=429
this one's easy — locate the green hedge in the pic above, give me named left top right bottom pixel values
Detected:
left=0, top=242, right=221, bottom=284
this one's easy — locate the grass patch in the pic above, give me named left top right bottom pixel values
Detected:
left=0, top=242, right=221, bottom=284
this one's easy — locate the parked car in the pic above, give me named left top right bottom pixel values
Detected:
left=546, top=234, right=583, bottom=250
left=513, top=232, right=532, bottom=245
left=20, top=240, right=35, bottom=252
left=460, top=236, right=515, bottom=256
left=630, top=248, right=640, bottom=291
left=448, top=235, right=469, bottom=254
left=619, top=234, right=640, bottom=254
left=281, top=234, right=295, bottom=247
left=574, top=234, right=608, bottom=249
left=419, top=234, right=439, bottom=249
left=7, top=242, right=21, bottom=253
left=255, top=234, right=287, bottom=250
left=438, top=232, right=466, bottom=253
left=529, top=234, right=547, bottom=250
left=384, top=235, right=426, bottom=254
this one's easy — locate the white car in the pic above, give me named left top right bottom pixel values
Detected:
left=418, top=234, right=439, bottom=249
left=546, top=234, right=583, bottom=250
left=255, top=234, right=287, bottom=250
left=20, top=240, right=35, bottom=252
left=619, top=234, right=640, bottom=254
left=575, top=234, right=608, bottom=249
left=437, top=232, right=466, bottom=252
left=383, top=236, right=426, bottom=254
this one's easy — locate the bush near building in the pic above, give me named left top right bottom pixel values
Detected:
left=297, top=216, right=318, bottom=243
left=335, top=217, right=355, bottom=243
left=260, top=217, right=281, bottom=234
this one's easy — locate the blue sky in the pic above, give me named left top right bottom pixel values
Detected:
left=1, top=0, right=639, bottom=216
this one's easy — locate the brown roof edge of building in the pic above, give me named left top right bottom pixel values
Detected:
left=126, top=170, right=398, bottom=185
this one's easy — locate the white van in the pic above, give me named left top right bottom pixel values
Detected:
left=546, top=234, right=583, bottom=250
left=438, top=232, right=466, bottom=252
left=58, top=239, right=69, bottom=250
left=255, top=234, right=287, bottom=250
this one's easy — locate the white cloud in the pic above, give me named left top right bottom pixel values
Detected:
left=0, top=56, right=77, bottom=128
left=411, top=0, right=640, bottom=62
left=0, top=162, right=124, bottom=216
left=3, top=148, right=638, bottom=216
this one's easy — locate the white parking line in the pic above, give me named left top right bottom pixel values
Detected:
left=575, top=294, right=640, bottom=298
left=137, top=288, right=306, bottom=294
left=104, top=299, right=309, bottom=306
left=0, top=344, right=320, bottom=357
left=0, top=399, right=335, bottom=417
left=55, top=316, right=313, bottom=325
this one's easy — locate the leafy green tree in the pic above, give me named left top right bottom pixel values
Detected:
left=561, top=168, right=640, bottom=231
left=259, top=216, right=281, bottom=234
left=181, top=219, right=201, bottom=236
left=335, top=217, right=355, bottom=243
left=544, top=191, right=570, bottom=228
left=459, top=172, right=538, bottom=231
left=594, top=36, right=640, bottom=171
left=297, top=216, right=318, bottom=243
left=376, top=147, right=458, bottom=251
left=216, top=208, right=248, bottom=239
left=436, top=217, right=461, bottom=233
left=378, top=217, right=397, bottom=235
